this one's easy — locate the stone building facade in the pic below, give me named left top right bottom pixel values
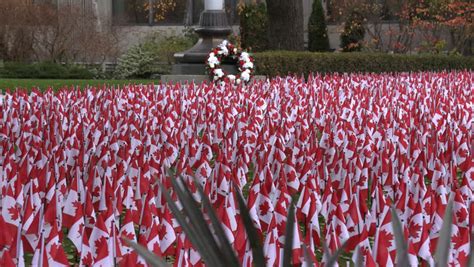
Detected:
left=51, top=0, right=455, bottom=55
left=54, top=0, right=331, bottom=52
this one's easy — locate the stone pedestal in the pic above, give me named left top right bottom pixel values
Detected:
left=172, top=64, right=237, bottom=75
left=172, top=10, right=232, bottom=75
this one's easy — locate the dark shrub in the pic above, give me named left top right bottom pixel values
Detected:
left=308, top=0, right=330, bottom=52
left=1, top=62, right=94, bottom=79
left=254, top=51, right=474, bottom=77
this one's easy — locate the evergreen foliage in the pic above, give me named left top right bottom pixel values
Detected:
left=114, top=34, right=195, bottom=79
left=308, top=0, right=330, bottom=52
left=114, top=44, right=156, bottom=79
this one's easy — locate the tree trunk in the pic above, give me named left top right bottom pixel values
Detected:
left=265, top=0, right=304, bottom=50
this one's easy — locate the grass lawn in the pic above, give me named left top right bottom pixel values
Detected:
left=0, top=79, right=159, bottom=91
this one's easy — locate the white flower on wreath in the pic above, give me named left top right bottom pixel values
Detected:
left=240, top=52, right=250, bottom=61
left=241, top=69, right=251, bottom=82
left=243, top=61, right=254, bottom=69
left=208, top=53, right=219, bottom=68
left=218, top=40, right=229, bottom=56
left=214, top=68, right=224, bottom=80
left=227, top=74, right=236, bottom=81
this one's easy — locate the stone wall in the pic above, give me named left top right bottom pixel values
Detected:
left=112, top=22, right=454, bottom=56
left=113, top=25, right=241, bottom=53
left=105, top=0, right=453, bottom=58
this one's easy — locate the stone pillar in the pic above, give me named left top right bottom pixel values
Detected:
left=172, top=0, right=234, bottom=74
left=205, top=0, right=224, bottom=10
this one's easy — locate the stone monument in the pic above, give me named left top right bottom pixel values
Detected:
left=161, top=0, right=232, bottom=82
left=161, top=0, right=265, bottom=83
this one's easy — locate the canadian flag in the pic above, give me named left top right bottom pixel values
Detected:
left=1, top=186, right=20, bottom=233
left=301, top=224, right=319, bottom=267
left=247, top=180, right=273, bottom=232
left=431, top=111, right=445, bottom=132
left=32, top=217, right=69, bottom=267
left=345, top=195, right=365, bottom=251
left=62, top=175, right=84, bottom=228
left=296, top=178, right=322, bottom=247
left=217, top=188, right=238, bottom=244
left=451, top=190, right=470, bottom=266
left=372, top=206, right=396, bottom=267
left=119, top=209, right=137, bottom=256
left=45, top=233, right=70, bottom=267
left=159, top=205, right=176, bottom=255
left=22, top=192, right=41, bottom=252
left=0, top=249, right=16, bottom=267
left=0, top=215, right=14, bottom=250
left=67, top=204, right=85, bottom=253
left=263, top=225, right=282, bottom=267
left=89, top=213, right=113, bottom=267
left=174, top=232, right=193, bottom=267
left=351, top=229, right=376, bottom=267
left=146, top=216, right=162, bottom=257
left=322, top=222, right=341, bottom=266
left=79, top=232, right=93, bottom=266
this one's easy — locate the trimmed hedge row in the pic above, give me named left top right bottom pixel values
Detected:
left=254, top=51, right=474, bottom=76
left=0, top=62, right=94, bottom=79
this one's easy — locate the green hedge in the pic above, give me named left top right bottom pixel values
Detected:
left=0, top=62, right=94, bottom=79
left=254, top=52, right=474, bottom=77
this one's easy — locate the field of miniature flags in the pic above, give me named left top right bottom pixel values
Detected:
left=0, top=71, right=473, bottom=266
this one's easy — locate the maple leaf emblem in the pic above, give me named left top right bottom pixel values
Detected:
left=408, top=222, right=422, bottom=240
left=93, top=186, right=101, bottom=196
left=378, top=230, right=393, bottom=249
left=8, top=206, right=20, bottom=221
left=151, top=242, right=161, bottom=255
left=121, top=231, right=135, bottom=243
left=82, top=252, right=93, bottom=265
left=49, top=243, right=69, bottom=264
left=60, top=184, right=67, bottom=195
left=456, top=208, right=468, bottom=223
left=452, top=231, right=468, bottom=250
left=49, top=243, right=61, bottom=257
left=94, top=236, right=109, bottom=260
left=259, top=201, right=271, bottom=216
left=200, top=167, right=208, bottom=177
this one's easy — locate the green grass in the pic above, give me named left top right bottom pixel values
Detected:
left=0, top=79, right=159, bottom=91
